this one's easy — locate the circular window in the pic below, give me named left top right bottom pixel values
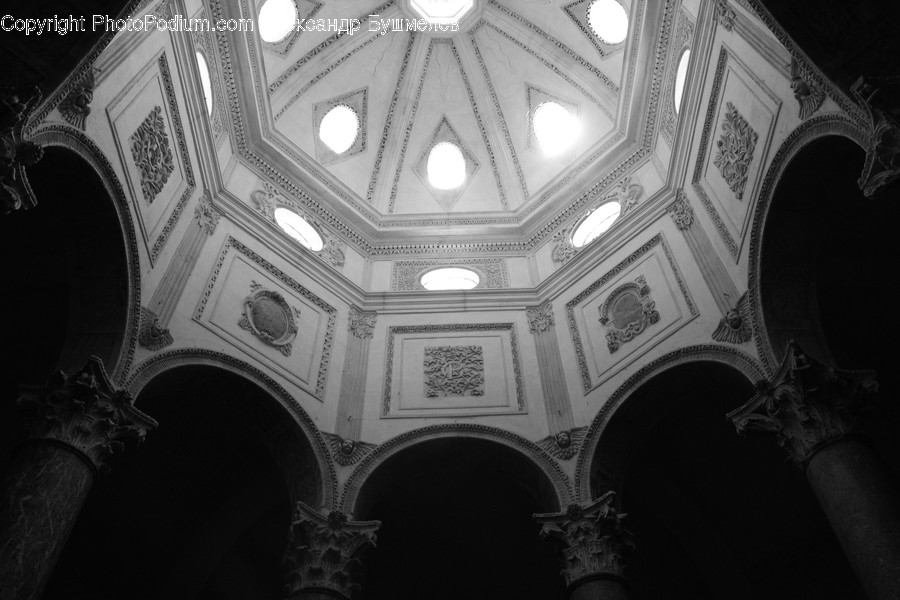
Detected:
left=259, top=0, right=297, bottom=43
left=533, top=102, right=578, bottom=157
left=571, top=201, right=622, bottom=248
left=420, top=267, right=480, bottom=291
left=426, top=142, right=467, bottom=190
left=274, top=207, right=324, bottom=251
left=674, top=49, right=691, bottom=115
left=195, top=51, right=213, bottom=116
left=587, top=0, right=629, bottom=45
left=319, top=105, right=359, bottom=154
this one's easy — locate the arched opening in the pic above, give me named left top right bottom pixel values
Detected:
left=590, top=361, right=862, bottom=599
left=355, top=437, right=565, bottom=600
left=42, top=365, right=322, bottom=599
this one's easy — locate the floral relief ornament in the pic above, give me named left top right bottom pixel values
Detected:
left=130, top=105, right=175, bottom=204
left=238, top=281, right=300, bottom=357
left=713, top=101, right=758, bottom=200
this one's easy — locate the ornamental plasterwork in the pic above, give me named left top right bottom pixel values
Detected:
left=348, top=306, right=377, bottom=339
left=599, top=275, right=661, bottom=353
left=130, top=105, right=174, bottom=204
left=668, top=190, right=695, bottom=230
left=264, top=0, right=322, bottom=56
left=238, top=281, right=301, bottom=357
left=713, top=101, right=758, bottom=200
left=562, top=0, right=628, bottom=57
left=312, top=88, right=367, bottom=164
left=424, top=346, right=486, bottom=398
left=138, top=306, right=173, bottom=351
left=391, top=258, right=509, bottom=291
left=713, top=0, right=736, bottom=31
left=58, top=69, right=95, bottom=130
left=194, top=193, right=220, bottom=235
left=659, top=9, right=694, bottom=144
left=712, top=291, right=752, bottom=344
left=192, top=20, right=228, bottom=139
left=790, top=58, right=826, bottom=121
left=410, top=114, right=480, bottom=213
left=322, top=432, right=376, bottom=467
left=536, top=426, right=587, bottom=461
left=527, top=302, right=555, bottom=335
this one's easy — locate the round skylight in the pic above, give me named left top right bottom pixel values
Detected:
left=319, top=105, right=359, bottom=154
left=533, top=102, right=578, bottom=157
left=274, top=207, right=324, bottom=251
left=420, top=267, right=480, bottom=291
left=674, top=49, right=691, bottom=114
left=195, top=51, right=213, bottom=116
left=426, top=142, right=467, bottom=190
left=572, top=201, right=622, bottom=248
left=258, top=0, right=297, bottom=43
left=588, top=0, right=629, bottom=44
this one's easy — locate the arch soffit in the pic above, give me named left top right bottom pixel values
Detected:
left=574, top=344, right=765, bottom=502
left=29, top=124, right=142, bottom=386
left=746, top=115, right=868, bottom=374
left=125, top=348, right=338, bottom=509
left=340, top=424, right=575, bottom=514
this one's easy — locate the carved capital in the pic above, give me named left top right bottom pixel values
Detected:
left=348, top=306, right=376, bottom=339
left=535, top=492, right=634, bottom=586
left=1, top=87, right=43, bottom=214
left=284, top=502, right=380, bottom=600
left=852, top=76, right=900, bottom=198
left=728, top=342, right=878, bottom=466
left=59, top=69, right=96, bottom=130
left=194, top=193, right=220, bottom=235
left=16, top=357, right=158, bottom=472
left=526, top=302, right=555, bottom=335
left=138, top=306, right=173, bottom=351
left=713, top=0, right=736, bottom=31
left=668, top=190, right=694, bottom=230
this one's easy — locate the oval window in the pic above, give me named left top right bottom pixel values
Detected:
left=533, top=102, right=578, bottom=157
left=259, top=0, right=297, bottom=43
left=420, top=267, right=480, bottom=291
left=319, top=105, right=359, bottom=154
left=571, top=201, right=622, bottom=248
left=674, top=49, right=691, bottom=114
left=426, top=142, right=467, bottom=190
left=195, top=51, right=213, bottom=116
left=588, top=0, right=629, bottom=45
left=274, top=207, right=324, bottom=251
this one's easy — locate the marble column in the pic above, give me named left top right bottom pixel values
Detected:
left=729, top=342, right=900, bottom=600
left=0, top=357, right=157, bottom=600
left=284, top=502, right=380, bottom=600
left=535, top=492, right=634, bottom=600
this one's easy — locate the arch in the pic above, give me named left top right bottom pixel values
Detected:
left=575, top=344, right=765, bottom=501
left=745, top=115, right=868, bottom=374
left=126, top=348, right=337, bottom=508
left=28, top=124, right=142, bottom=384
left=340, top=424, right=574, bottom=514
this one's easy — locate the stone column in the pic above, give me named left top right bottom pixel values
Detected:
left=728, top=342, right=900, bottom=600
left=330, top=307, right=377, bottom=464
left=284, top=502, right=380, bottom=600
left=535, top=492, right=634, bottom=600
left=0, top=357, right=158, bottom=600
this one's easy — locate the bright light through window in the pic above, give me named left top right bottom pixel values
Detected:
left=420, top=267, right=480, bottom=290
left=274, top=207, right=324, bottom=251
left=674, top=49, right=690, bottom=114
left=588, top=0, right=629, bottom=44
left=572, top=201, right=622, bottom=247
left=426, top=142, right=467, bottom=190
left=533, top=102, right=579, bottom=157
left=319, top=105, right=359, bottom=154
left=195, top=51, right=213, bottom=116
left=259, top=0, right=297, bottom=43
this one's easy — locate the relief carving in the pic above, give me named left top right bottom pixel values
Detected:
left=527, top=302, right=555, bottom=335
left=551, top=225, right=579, bottom=265
left=138, top=306, right=173, bottom=351
left=320, top=234, right=346, bottom=268
left=0, top=87, right=43, bottom=214
left=599, top=276, right=660, bottom=353
left=790, top=58, right=825, bottom=121
left=238, top=281, right=300, bottom=357
left=424, top=345, right=485, bottom=398
left=58, top=69, right=95, bottom=130
left=130, top=105, right=175, bottom=204
left=713, top=102, right=758, bottom=200
left=537, top=427, right=588, bottom=461
left=193, top=193, right=220, bottom=235
left=852, top=76, right=900, bottom=198
left=348, top=306, right=377, bottom=339
left=668, top=190, right=695, bottom=230
left=323, top=433, right=377, bottom=467
left=713, top=0, right=736, bottom=31
left=712, top=291, right=752, bottom=344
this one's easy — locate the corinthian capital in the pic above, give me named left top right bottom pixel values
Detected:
left=284, top=502, right=380, bottom=599
left=535, top=492, right=634, bottom=586
left=17, top=356, right=158, bottom=472
left=348, top=306, right=377, bottom=339
left=728, top=342, right=878, bottom=466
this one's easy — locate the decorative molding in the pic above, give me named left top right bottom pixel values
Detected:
left=660, top=9, right=695, bottom=144
left=58, top=69, right=95, bottom=130
left=238, top=281, right=301, bottom=357
left=348, top=306, right=377, bottom=339
left=790, top=58, right=825, bottom=121
left=537, top=427, right=587, bottom=461
left=323, top=433, right=377, bottom=467
left=192, top=15, right=228, bottom=139
left=713, top=102, right=758, bottom=200
left=340, top=423, right=574, bottom=511
left=424, top=346, right=485, bottom=398
left=551, top=225, right=579, bottom=265
left=410, top=114, right=480, bottom=213
left=527, top=302, right=555, bottom=335
left=0, top=87, right=43, bottom=214
left=194, top=193, right=220, bottom=235
left=138, top=306, right=173, bottom=351
left=668, top=189, right=694, bottom=230
left=713, top=0, right=737, bottom=31
left=574, top=345, right=766, bottom=500
left=284, top=502, right=379, bottom=599
left=129, top=105, right=174, bottom=205
left=391, top=258, right=509, bottom=291
left=712, top=291, right=752, bottom=344
left=311, top=87, right=367, bottom=164
left=851, top=77, right=900, bottom=198
left=18, top=357, right=157, bottom=473
left=562, top=0, right=628, bottom=58
left=728, top=342, right=878, bottom=466
left=264, top=0, right=323, bottom=57
left=598, top=276, right=660, bottom=353
left=535, top=492, right=634, bottom=585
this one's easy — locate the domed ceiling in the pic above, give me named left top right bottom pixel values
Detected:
left=214, top=0, right=675, bottom=253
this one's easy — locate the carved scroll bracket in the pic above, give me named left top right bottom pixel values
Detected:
left=0, top=87, right=43, bottom=214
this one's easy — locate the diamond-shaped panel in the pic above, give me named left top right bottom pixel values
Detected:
left=413, top=116, right=479, bottom=211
